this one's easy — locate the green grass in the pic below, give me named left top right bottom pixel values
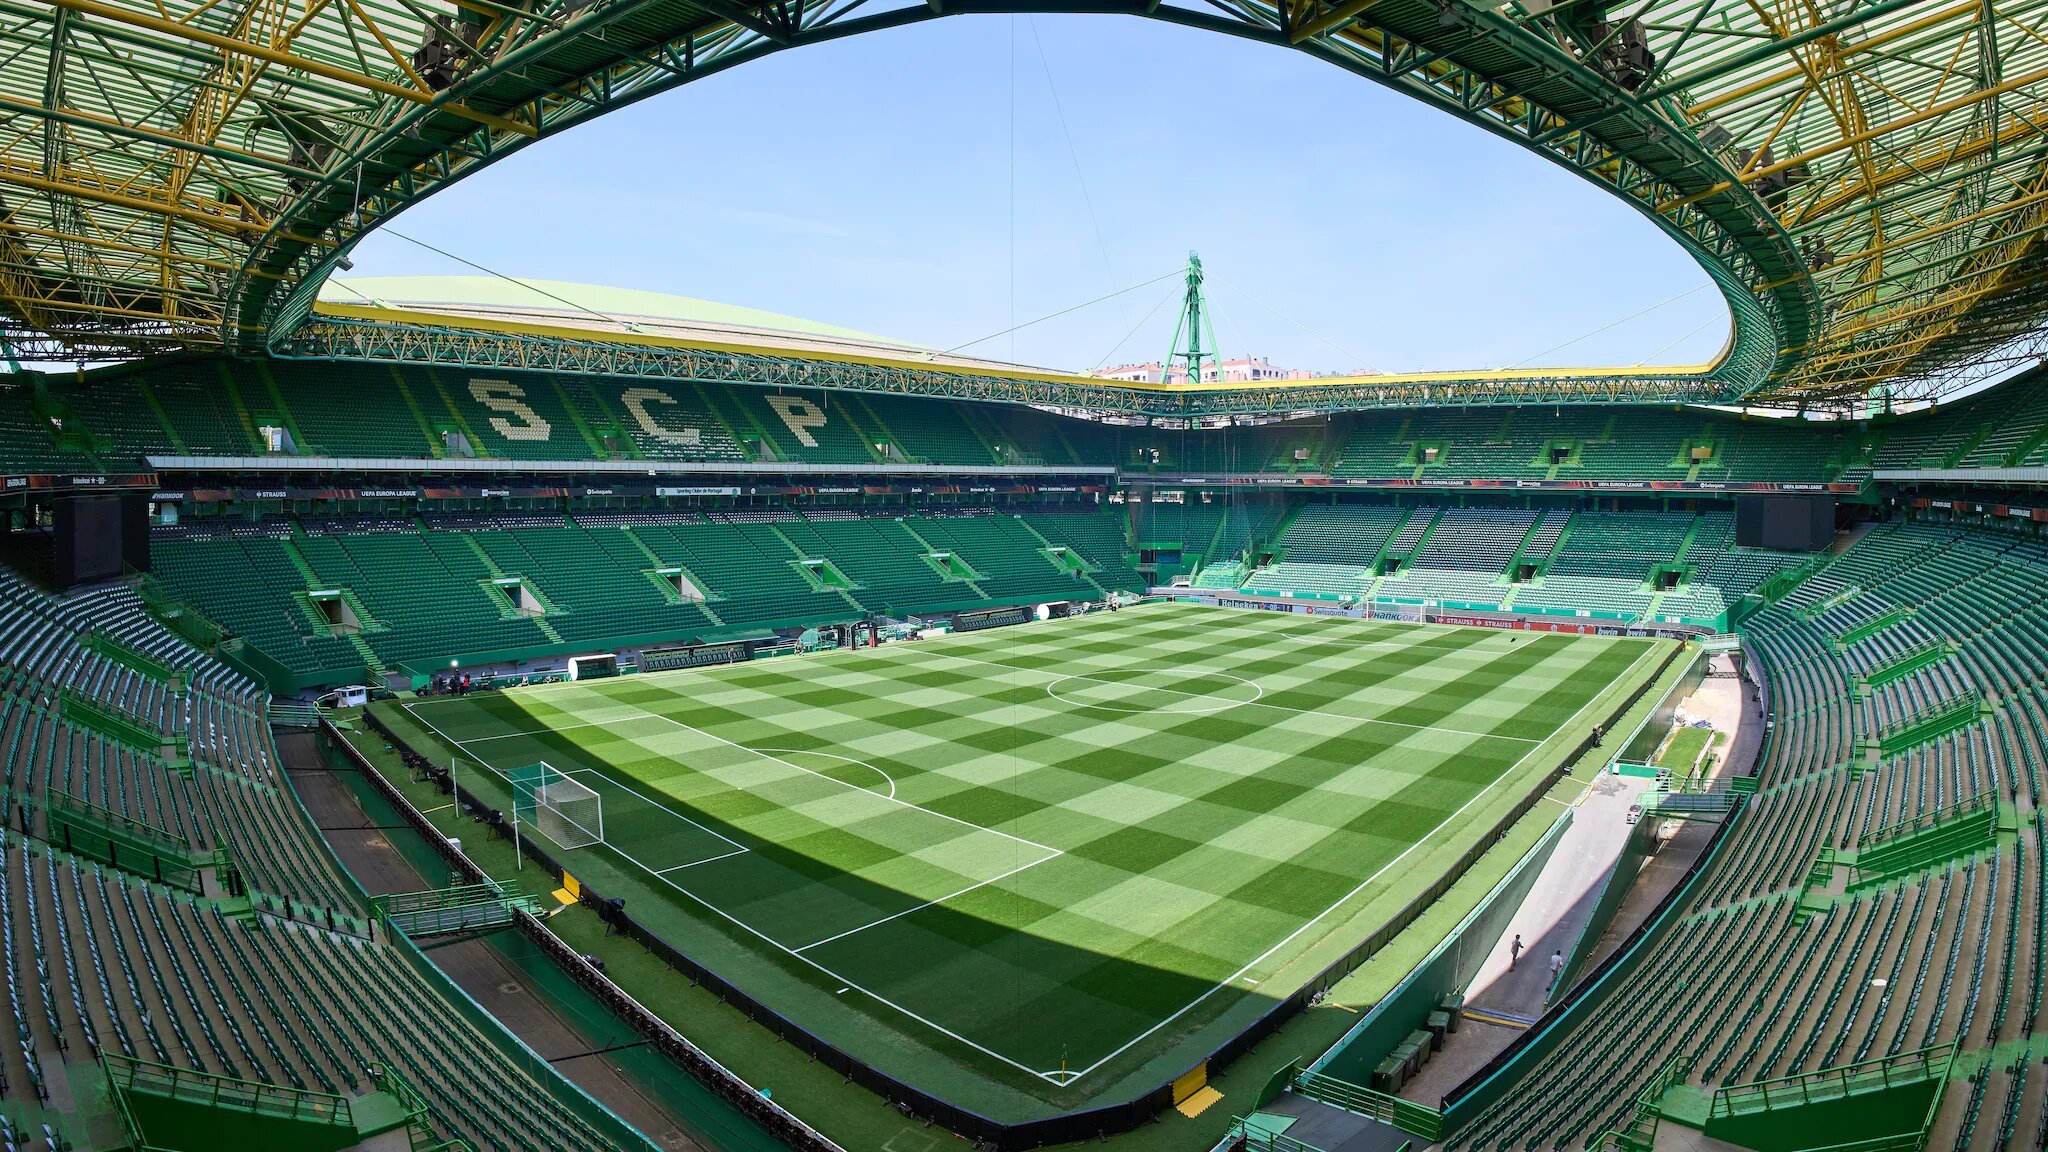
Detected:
left=387, top=601, right=1664, bottom=1110
left=1659, top=725, right=1713, bottom=774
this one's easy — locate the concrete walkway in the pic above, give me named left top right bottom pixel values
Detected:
left=1398, top=647, right=1767, bottom=1106
left=1399, top=768, right=1638, bottom=1103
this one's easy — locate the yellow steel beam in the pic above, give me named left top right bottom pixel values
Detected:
left=1791, top=112, right=2048, bottom=224
left=1289, top=0, right=1387, bottom=45
left=1794, top=261, right=2048, bottom=362
left=1683, top=0, right=1982, bottom=119
left=0, top=92, right=316, bottom=178
left=0, top=219, right=285, bottom=276
left=34, top=0, right=535, bottom=137
left=0, top=159, right=275, bottom=234
left=1660, top=59, right=2048, bottom=214
left=1802, top=190, right=2048, bottom=276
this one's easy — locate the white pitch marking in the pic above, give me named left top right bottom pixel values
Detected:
left=898, top=645, right=1544, bottom=743
left=1055, top=638, right=1664, bottom=1083
left=597, top=697, right=1062, bottom=857
left=401, top=701, right=1074, bottom=1078
left=398, top=617, right=1662, bottom=1086
left=792, top=849, right=1064, bottom=955
left=399, top=702, right=750, bottom=859
left=1044, top=667, right=1263, bottom=715
left=460, top=719, right=607, bottom=742
left=653, top=849, right=750, bottom=874
left=752, top=747, right=898, bottom=800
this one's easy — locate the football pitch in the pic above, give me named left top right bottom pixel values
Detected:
left=389, top=602, right=1666, bottom=1099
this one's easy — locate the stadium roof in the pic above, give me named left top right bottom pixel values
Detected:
left=2, top=0, right=2046, bottom=412
left=321, top=275, right=917, bottom=348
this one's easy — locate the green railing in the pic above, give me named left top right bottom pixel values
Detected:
left=1799, top=583, right=1861, bottom=620
left=373, top=881, right=541, bottom=937
left=47, top=788, right=186, bottom=855
left=133, top=572, right=226, bottom=650
left=1875, top=692, right=1983, bottom=757
left=1862, top=789, right=1996, bottom=847
left=1795, top=1133, right=1935, bottom=1152
left=82, top=629, right=190, bottom=690
left=373, top=1062, right=479, bottom=1152
left=1709, top=1042, right=1958, bottom=1120
left=1757, top=553, right=1830, bottom=606
left=1295, top=1069, right=1444, bottom=1141
left=1228, top=1122, right=1333, bottom=1152
left=1834, top=603, right=1911, bottom=646
left=60, top=688, right=168, bottom=751
left=1861, top=641, right=1950, bottom=689
left=45, top=789, right=227, bottom=893
left=104, top=1053, right=355, bottom=1128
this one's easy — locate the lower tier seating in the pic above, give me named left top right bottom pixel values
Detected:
left=149, top=506, right=1144, bottom=683
left=1449, top=518, right=2048, bottom=1152
left=0, top=571, right=651, bottom=1152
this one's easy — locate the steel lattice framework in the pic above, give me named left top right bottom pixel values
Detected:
left=2, top=0, right=2046, bottom=411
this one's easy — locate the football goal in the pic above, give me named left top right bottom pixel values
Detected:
left=508, top=762, right=604, bottom=850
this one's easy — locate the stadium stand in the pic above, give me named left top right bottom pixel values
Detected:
left=1447, top=517, right=2048, bottom=1151
left=1510, top=511, right=1693, bottom=617
left=26, top=350, right=2048, bottom=1152
left=907, top=510, right=1104, bottom=604
left=1381, top=507, right=1534, bottom=604
left=1212, top=504, right=1816, bottom=628
left=0, top=570, right=661, bottom=1152
left=1240, top=503, right=1409, bottom=600
left=148, top=507, right=1141, bottom=679
left=16, top=353, right=2043, bottom=482
left=1019, top=507, right=1147, bottom=591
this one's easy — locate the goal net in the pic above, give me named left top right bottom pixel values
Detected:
left=508, top=762, right=604, bottom=850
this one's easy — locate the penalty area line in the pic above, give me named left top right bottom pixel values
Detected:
left=603, top=700, right=1062, bottom=858
left=1057, top=638, right=1663, bottom=1084
left=400, top=703, right=1078, bottom=1082
left=791, top=847, right=1065, bottom=954
left=652, top=848, right=750, bottom=874
left=398, top=701, right=750, bottom=858
left=626, top=840, right=1075, bottom=1084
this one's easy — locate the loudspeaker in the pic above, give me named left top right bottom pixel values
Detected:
left=1736, top=495, right=1835, bottom=552
left=52, top=492, right=149, bottom=590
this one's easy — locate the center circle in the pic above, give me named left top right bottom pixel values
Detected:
left=1044, top=666, right=1263, bottom=714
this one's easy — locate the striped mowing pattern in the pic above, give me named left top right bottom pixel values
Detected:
left=403, top=602, right=1657, bottom=1086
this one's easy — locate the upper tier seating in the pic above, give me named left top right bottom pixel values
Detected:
left=21, top=354, right=2041, bottom=483
left=1326, top=406, right=1866, bottom=483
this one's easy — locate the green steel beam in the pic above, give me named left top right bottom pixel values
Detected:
left=277, top=314, right=1736, bottom=416
left=4, top=0, right=2044, bottom=411
left=224, top=0, right=1806, bottom=412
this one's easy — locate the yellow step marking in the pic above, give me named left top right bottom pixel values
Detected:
left=1176, top=1086, right=1224, bottom=1118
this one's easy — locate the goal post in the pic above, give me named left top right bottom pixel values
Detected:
left=508, top=762, right=604, bottom=850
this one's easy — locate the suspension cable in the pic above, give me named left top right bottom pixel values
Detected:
left=946, top=269, right=1183, bottom=356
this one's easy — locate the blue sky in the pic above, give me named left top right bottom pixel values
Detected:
left=345, top=14, right=1729, bottom=376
